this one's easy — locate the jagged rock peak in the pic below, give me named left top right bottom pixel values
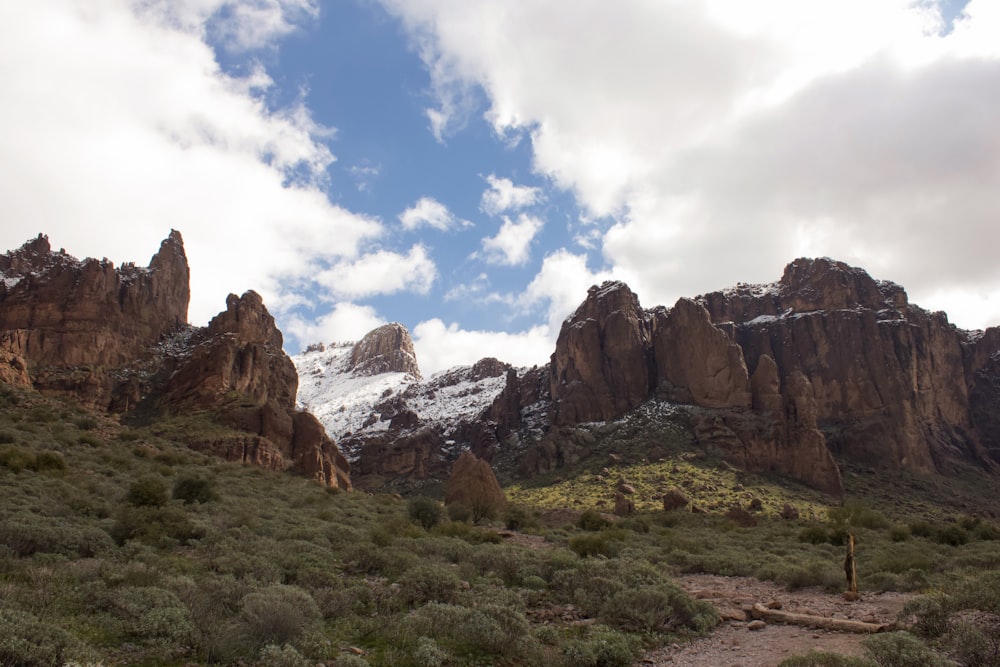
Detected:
left=349, top=322, right=421, bottom=379
left=207, top=290, right=282, bottom=349
left=779, top=257, right=908, bottom=313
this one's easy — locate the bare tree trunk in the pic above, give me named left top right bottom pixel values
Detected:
left=751, top=604, right=891, bottom=633
left=845, top=532, right=858, bottom=594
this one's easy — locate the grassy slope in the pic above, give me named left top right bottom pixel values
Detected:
left=2, top=384, right=1000, bottom=666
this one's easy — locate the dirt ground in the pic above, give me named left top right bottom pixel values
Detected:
left=638, top=574, right=913, bottom=667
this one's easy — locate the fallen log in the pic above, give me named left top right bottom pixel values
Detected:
left=750, top=603, right=893, bottom=634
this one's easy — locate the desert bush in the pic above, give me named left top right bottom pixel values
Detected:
left=779, top=651, right=876, bottom=666
left=908, top=521, right=935, bottom=538
left=77, top=432, right=104, bottom=447
left=504, top=504, right=539, bottom=531
left=431, top=520, right=502, bottom=544
left=406, top=601, right=532, bottom=658
left=0, top=445, right=33, bottom=472
left=561, top=624, right=640, bottom=667
left=888, top=524, right=911, bottom=542
left=949, top=618, right=1000, bottom=667
left=408, top=496, right=444, bottom=530
left=333, top=655, right=371, bottom=667
left=396, top=563, right=462, bottom=606
left=172, top=474, right=217, bottom=504
left=73, top=416, right=98, bottom=431
left=578, top=508, right=611, bottom=531
left=569, top=530, right=626, bottom=558
left=861, top=631, right=950, bottom=667
left=935, top=524, right=969, bottom=546
left=446, top=502, right=472, bottom=523
left=411, top=636, right=452, bottom=666
left=240, top=584, right=321, bottom=649
left=0, top=608, right=83, bottom=666
left=0, top=517, right=114, bottom=557
left=974, top=522, right=1000, bottom=541
left=778, top=559, right=841, bottom=592
left=257, top=643, right=311, bottom=667
left=0, top=430, right=15, bottom=444
left=828, top=500, right=889, bottom=530
left=799, top=524, right=830, bottom=544
left=109, top=505, right=204, bottom=546
left=126, top=475, right=169, bottom=507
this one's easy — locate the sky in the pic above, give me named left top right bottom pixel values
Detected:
left=1, top=0, right=999, bottom=375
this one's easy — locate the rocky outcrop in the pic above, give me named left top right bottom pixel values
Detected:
left=650, top=298, right=751, bottom=409
left=0, top=232, right=188, bottom=370
left=0, top=233, right=350, bottom=489
left=350, top=323, right=421, bottom=379
left=550, top=282, right=653, bottom=424
left=445, top=450, right=505, bottom=515
left=542, top=258, right=1000, bottom=494
left=160, top=291, right=350, bottom=489
left=697, top=257, right=996, bottom=474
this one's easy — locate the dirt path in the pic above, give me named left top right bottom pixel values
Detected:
left=638, top=575, right=913, bottom=667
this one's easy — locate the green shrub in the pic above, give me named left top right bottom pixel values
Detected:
left=861, top=631, right=949, bottom=667
left=828, top=501, right=888, bottom=530
left=258, top=643, right=311, bottom=667
left=411, top=636, right=452, bottom=667
left=799, top=525, right=830, bottom=544
left=561, top=624, right=640, bottom=667
left=408, top=496, right=444, bottom=530
left=396, top=563, right=461, bottom=606
left=0, top=430, right=15, bottom=444
left=949, top=619, right=1000, bottom=667
left=446, top=502, right=472, bottom=523
left=935, top=524, right=969, bottom=546
left=431, top=521, right=502, bottom=544
left=77, top=432, right=104, bottom=447
left=504, top=505, right=538, bottom=531
left=333, top=655, right=371, bottom=666
left=909, top=521, right=935, bottom=538
left=240, top=585, right=321, bottom=649
left=406, top=602, right=531, bottom=658
left=109, top=505, right=204, bottom=546
left=73, top=416, right=98, bottom=431
left=126, top=475, right=169, bottom=507
left=569, top=531, right=625, bottom=558
left=0, top=609, right=83, bottom=666
left=779, top=651, right=876, bottom=666
left=888, top=524, right=911, bottom=542
left=578, top=509, right=611, bottom=531
left=172, top=474, right=217, bottom=504
left=0, top=445, right=34, bottom=472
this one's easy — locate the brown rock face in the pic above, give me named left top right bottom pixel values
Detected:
left=0, top=233, right=350, bottom=489
left=350, top=323, right=421, bottom=379
left=698, top=257, right=995, bottom=474
left=650, top=298, right=751, bottom=409
left=545, top=258, right=1000, bottom=493
left=445, top=450, right=506, bottom=516
left=550, top=282, right=653, bottom=424
left=0, top=231, right=189, bottom=369
left=161, top=291, right=350, bottom=489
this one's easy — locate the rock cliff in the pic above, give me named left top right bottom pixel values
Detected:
left=0, top=233, right=350, bottom=489
left=533, top=259, right=1000, bottom=494
left=350, top=323, right=421, bottom=379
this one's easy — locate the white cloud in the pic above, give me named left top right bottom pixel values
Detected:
left=481, top=214, right=544, bottom=265
left=381, top=0, right=1000, bottom=331
left=412, top=319, right=552, bottom=374
left=0, top=0, right=384, bottom=328
left=284, top=302, right=386, bottom=348
left=399, top=196, right=472, bottom=231
left=519, top=249, right=616, bottom=332
left=480, top=174, right=543, bottom=216
left=316, top=245, right=437, bottom=299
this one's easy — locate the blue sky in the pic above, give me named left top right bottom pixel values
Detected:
left=2, top=0, right=999, bottom=374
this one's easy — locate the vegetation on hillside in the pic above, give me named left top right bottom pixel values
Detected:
left=2, top=383, right=1000, bottom=665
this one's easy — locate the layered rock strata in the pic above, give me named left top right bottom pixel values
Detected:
left=0, top=233, right=350, bottom=489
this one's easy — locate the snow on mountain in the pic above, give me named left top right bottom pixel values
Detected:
left=292, top=343, right=509, bottom=461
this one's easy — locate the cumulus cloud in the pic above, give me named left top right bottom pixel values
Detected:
left=412, top=319, right=551, bottom=374
left=399, top=196, right=472, bottom=231
left=284, top=302, right=386, bottom=348
left=480, top=174, right=543, bottom=216
left=315, top=245, right=437, bottom=299
left=380, top=0, right=1000, bottom=330
left=481, top=214, right=544, bottom=265
left=0, top=0, right=384, bottom=328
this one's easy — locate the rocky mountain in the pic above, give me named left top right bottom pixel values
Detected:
left=296, top=258, right=1000, bottom=498
left=293, top=332, right=512, bottom=488
left=0, top=233, right=350, bottom=489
